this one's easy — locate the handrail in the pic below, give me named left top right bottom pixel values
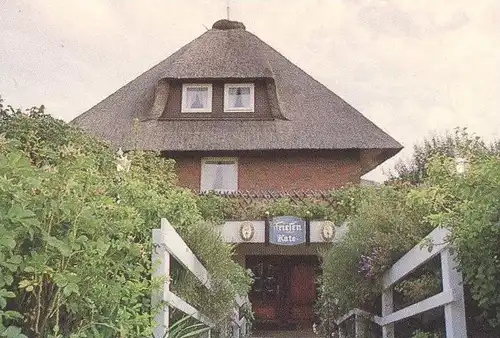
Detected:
left=152, top=218, right=252, bottom=338
left=152, top=219, right=216, bottom=338
left=382, top=227, right=450, bottom=289
left=335, top=308, right=381, bottom=327
left=158, top=218, right=212, bottom=288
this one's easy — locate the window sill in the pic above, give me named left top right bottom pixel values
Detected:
left=159, top=115, right=275, bottom=121
left=224, top=109, right=255, bottom=113
left=180, top=110, right=213, bottom=113
left=201, top=190, right=238, bottom=194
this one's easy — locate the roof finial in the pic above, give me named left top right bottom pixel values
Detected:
left=227, top=0, right=230, bottom=20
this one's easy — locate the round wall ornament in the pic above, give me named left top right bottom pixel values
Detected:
left=321, top=221, right=336, bottom=242
left=240, top=221, right=255, bottom=241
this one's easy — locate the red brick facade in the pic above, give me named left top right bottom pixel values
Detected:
left=168, top=150, right=361, bottom=192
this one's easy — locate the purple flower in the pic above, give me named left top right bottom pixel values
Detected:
left=358, top=247, right=384, bottom=278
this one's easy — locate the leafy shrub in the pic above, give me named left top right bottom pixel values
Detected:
left=425, top=153, right=500, bottom=326
left=316, top=184, right=445, bottom=336
left=196, top=192, right=239, bottom=223
left=318, top=131, right=500, bottom=336
left=411, top=329, right=443, bottom=338
left=165, top=315, right=210, bottom=338
left=196, top=185, right=369, bottom=223
left=0, top=98, right=250, bottom=337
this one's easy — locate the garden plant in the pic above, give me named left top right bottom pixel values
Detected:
left=0, top=97, right=251, bottom=337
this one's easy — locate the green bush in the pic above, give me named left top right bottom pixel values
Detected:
left=322, top=186, right=432, bottom=312
left=0, top=98, right=250, bottom=337
left=318, top=131, right=500, bottom=336
left=196, top=185, right=369, bottom=223
left=425, top=154, right=500, bottom=326
left=316, top=184, right=445, bottom=335
left=411, top=329, right=443, bottom=338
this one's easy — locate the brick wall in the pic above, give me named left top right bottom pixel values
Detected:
left=169, top=150, right=361, bottom=192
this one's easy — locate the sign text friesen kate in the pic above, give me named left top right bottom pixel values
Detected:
left=269, top=216, right=306, bottom=246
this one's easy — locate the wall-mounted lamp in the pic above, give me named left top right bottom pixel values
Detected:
left=455, top=157, right=469, bottom=174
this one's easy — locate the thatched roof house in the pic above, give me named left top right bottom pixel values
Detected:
left=73, top=19, right=402, bottom=192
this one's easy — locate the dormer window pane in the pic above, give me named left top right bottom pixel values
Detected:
left=188, top=88, right=206, bottom=108
left=182, top=84, right=212, bottom=113
left=224, top=84, right=254, bottom=112
left=229, top=87, right=250, bottom=107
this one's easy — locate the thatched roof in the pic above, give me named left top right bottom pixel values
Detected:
left=73, top=19, right=402, bottom=169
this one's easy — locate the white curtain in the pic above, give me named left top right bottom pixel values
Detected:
left=228, top=87, right=250, bottom=108
left=187, top=88, right=207, bottom=109
left=202, top=162, right=237, bottom=192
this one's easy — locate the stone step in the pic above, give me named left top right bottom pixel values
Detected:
left=252, top=330, right=316, bottom=338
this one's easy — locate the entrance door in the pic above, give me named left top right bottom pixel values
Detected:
left=246, top=255, right=319, bottom=328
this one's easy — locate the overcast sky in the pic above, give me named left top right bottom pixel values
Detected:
left=1, top=0, right=499, bottom=181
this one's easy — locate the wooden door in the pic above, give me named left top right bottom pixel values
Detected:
left=247, top=256, right=319, bottom=325
left=247, top=256, right=283, bottom=322
left=289, top=262, right=316, bottom=322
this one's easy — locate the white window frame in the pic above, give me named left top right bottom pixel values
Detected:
left=181, top=84, right=213, bottom=113
left=200, top=157, right=238, bottom=193
left=224, top=83, right=255, bottom=112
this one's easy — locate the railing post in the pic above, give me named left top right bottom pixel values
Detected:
left=338, top=322, right=347, bottom=338
left=355, top=313, right=367, bottom=338
left=382, top=288, right=394, bottom=338
left=241, top=318, right=246, bottom=337
left=232, top=307, right=240, bottom=338
left=232, top=322, right=240, bottom=338
left=152, top=229, right=170, bottom=338
left=441, top=248, right=467, bottom=338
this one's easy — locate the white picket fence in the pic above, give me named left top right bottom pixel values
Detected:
left=336, top=227, right=467, bottom=338
left=152, top=218, right=249, bottom=338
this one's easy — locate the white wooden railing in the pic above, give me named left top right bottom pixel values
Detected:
left=335, top=308, right=378, bottom=337
left=336, top=227, right=467, bottom=338
left=231, top=295, right=250, bottom=337
left=152, top=218, right=250, bottom=338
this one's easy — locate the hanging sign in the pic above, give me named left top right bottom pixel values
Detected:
left=269, top=216, right=306, bottom=245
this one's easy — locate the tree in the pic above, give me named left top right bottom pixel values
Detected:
left=389, top=127, right=498, bottom=184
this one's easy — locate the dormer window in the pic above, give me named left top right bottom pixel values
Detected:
left=181, top=84, right=212, bottom=113
left=224, top=84, right=254, bottom=112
